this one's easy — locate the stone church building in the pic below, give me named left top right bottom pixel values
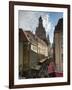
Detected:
left=35, top=16, right=47, bottom=42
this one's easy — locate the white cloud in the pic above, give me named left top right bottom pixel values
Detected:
left=18, top=10, right=54, bottom=43
left=42, top=15, right=51, bottom=33
left=19, top=11, right=52, bottom=33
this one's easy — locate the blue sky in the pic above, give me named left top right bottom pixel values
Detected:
left=19, top=10, right=63, bottom=44
left=47, top=12, right=63, bottom=43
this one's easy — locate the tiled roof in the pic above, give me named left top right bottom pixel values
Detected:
left=19, top=28, right=48, bottom=46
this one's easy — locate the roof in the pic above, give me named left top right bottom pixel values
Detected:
left=31, top=64, right=41, bottom=70
left=19, top=28, right=48, bottom=46
left=19, top=28, right=27, bottom=42
left=39, top=58, right=48, bottom=63
left=25, top=31, right=37, bottom=44
left=54, top=18, right=63, bottom=33
left=19, top=28, right=37, bottom=45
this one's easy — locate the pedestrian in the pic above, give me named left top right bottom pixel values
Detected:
left=48, top=59, right=56, bottom=77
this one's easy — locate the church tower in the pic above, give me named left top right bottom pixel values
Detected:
left=35, top=16, right=46, bottom=41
